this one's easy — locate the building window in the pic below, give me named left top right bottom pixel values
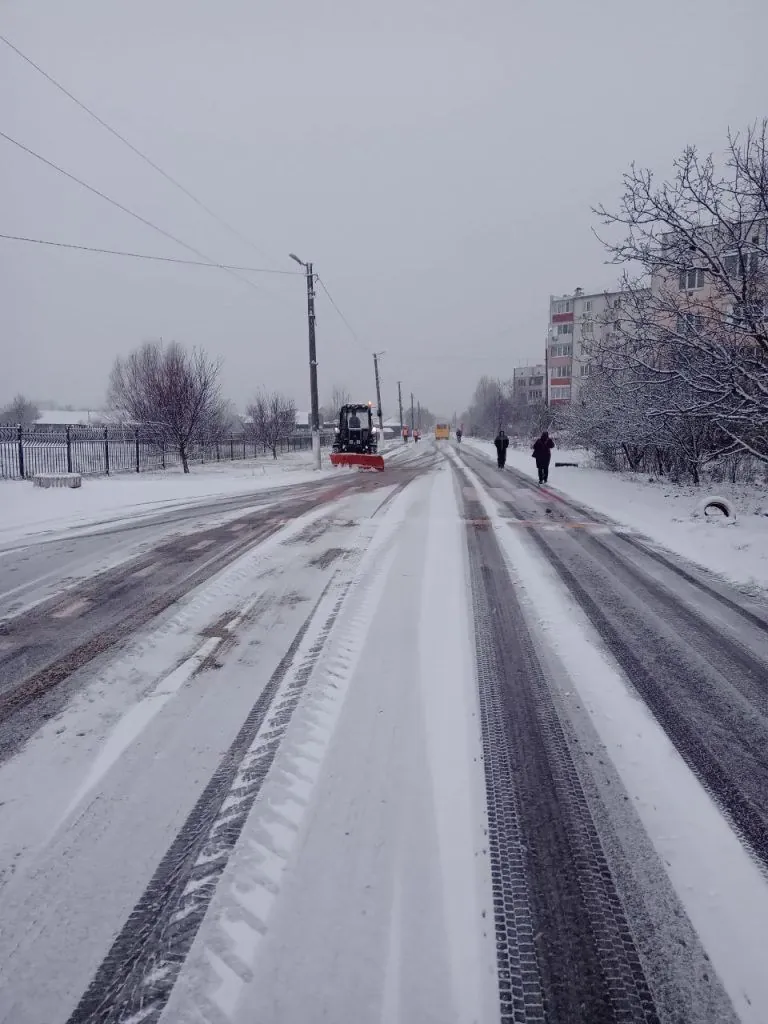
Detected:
left=676, top=312, right=703, bottom=335
left=551, top=385, right=571, bottom=400
left=584, top=300, right=592, bottom=313
left=549, top=343, right=573, bottom=357
left=553, top=299, right=573, bottom=314
left=552, top=365, right=570, bottom=378
left=728, top=301, right=765, bottom=327
left=723, top=251, right=760, bottom=278
left=679, top=268, right=704, bottom=290
left=530, top=375, right=543, bottom=386
left=557, top=323, right=573, bottom=335
left=579, top=363, right=592, bottom=376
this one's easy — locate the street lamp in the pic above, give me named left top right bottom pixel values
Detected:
left=289, top=253, right=321, bottom=469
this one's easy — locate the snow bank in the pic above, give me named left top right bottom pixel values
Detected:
left=0, top=454, right=332, bottom=548
left=464, top=438, right=768, bottom=591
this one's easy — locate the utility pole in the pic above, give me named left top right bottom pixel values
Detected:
left=397, top=381, right=405, bottom=444
left=417, top=401, right=421, bottom=430
left=289, top=253, right=321, bottom=469
left=373, top=352, right=384, bottom=441
left=410, top=393, right=415, bottom=435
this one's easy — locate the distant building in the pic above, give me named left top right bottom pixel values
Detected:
left=35, top=407, right=101, bottom=423
left=547, top=287, right=630, bottom=405
left=513, top=364, right=546, bottom=404
left=382, top=416, right=403, bottom=439
left=34, top=409, right=113, bottom=427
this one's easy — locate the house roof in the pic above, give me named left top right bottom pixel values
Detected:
left=35, top=409, right=111, bottom=425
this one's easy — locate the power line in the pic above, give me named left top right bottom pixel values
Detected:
left=0, top=129, right=271, bottom=297
left=0, top=33, right=277, bottom=266
left=316, top=275, right=365, bottom=349
left=0, top=232, right=302, bottom=273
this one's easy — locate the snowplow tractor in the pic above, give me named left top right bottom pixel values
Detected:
left=329, top=403, right=385, bottom=471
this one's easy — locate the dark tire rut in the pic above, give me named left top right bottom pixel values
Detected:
left=459, top=478, right=660, bottom=1023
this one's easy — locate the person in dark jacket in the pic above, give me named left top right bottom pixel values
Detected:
left=532, top=430, right=554, bottom=483
left=494, top=429, right=509, bottom=468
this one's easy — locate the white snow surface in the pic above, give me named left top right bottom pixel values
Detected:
left=456, top=450, right=768, bottom=1023
left=0, top=494, right=357, bottom=902
left=4, top=439, right=767, bottom=1023
left=0, top=461, right=497, bottom=1024
left=163, top=463, right=497, bottom=1024
left=464, top=438, right=768, bottom=591
left=0, top=453, right=334, bottom=548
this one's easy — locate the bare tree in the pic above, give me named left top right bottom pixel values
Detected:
left=202, top=398, right=241, bottom=443
left=329, top=386, right=351, bottom=417
left=464, top=377, right=515, bottom=436
left=246, top=391, right=296, bottom=459
left=108, top=340, right=223, bottom=473
left=567, top=354, right=731, bottom=483
left=0, top=393, right=40, bottom=425
left=594, top=122, right=768, bottom=462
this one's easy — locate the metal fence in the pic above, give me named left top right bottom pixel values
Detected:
left=0, top=425, right=334, bottom=480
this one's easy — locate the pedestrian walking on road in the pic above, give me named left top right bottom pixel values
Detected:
left=494, top=429, right=509, bottom=469
left=456, top=428, right=462, bottom=443
left=532, top=430, right=554, bottom=483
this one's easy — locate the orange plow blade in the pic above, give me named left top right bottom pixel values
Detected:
left=329, top=452, right=385, bottom=471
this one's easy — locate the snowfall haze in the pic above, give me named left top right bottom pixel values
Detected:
left=1, top=0, right=765, bottom=416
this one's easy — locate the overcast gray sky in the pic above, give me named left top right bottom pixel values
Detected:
left=2, top=0, right=766, bottom=418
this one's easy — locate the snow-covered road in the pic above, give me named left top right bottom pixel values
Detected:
left=0, top=440, right=767, bottom=1023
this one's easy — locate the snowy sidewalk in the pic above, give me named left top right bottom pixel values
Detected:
left=464, top=438, right=768, bottom=592
left=0, top=454, right=333, bottom=547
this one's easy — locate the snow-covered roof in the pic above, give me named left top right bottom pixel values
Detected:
left=35, top=409, right=110, bottom=425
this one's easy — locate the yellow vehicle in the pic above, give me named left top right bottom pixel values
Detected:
left=434, top=423, right=450, bottom=440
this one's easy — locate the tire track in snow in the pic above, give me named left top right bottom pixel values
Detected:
left=462, top=447, right=768, bottom=879
left=66, top=480, right=415, bottom=1024
left=161, top=524, right=402, bottom=1024
left=65, top=575, right=343, bottom=1024
left=466, top=446, right=768, bottom=632
left=454, top=460, right=660, bottom=1023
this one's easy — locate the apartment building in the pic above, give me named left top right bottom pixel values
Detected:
left=513, top=364, right=546, bottom=404
left=547, top=287, right=626, bottom=405
left=653, top=221, right=766, bottom=326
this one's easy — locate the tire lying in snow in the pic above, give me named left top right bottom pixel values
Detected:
left=696, top=494, right=736, bottom=523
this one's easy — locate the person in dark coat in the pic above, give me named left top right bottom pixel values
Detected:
left=494, top=429, right=509, bottom=468
left=532, top=430, right=554, bottom=483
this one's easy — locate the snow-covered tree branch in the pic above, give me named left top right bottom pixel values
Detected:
left=592, top=121, right=768, bottom=462
left=108, top=340, right=224, bottom=473
left=246, top=391, right=296, bottom=459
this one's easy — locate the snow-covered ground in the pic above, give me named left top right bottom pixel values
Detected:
left=0, top=452, right=333, bottom=548
left=454, top=448, right=768, bottom=1022
left=163, top=465, right=497, bottom=1024
left=0, top=462, right=498, bottom=1024
left=464, top=438, right=768, bottom=592
left=1, top=442, right=768, bottom=1022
